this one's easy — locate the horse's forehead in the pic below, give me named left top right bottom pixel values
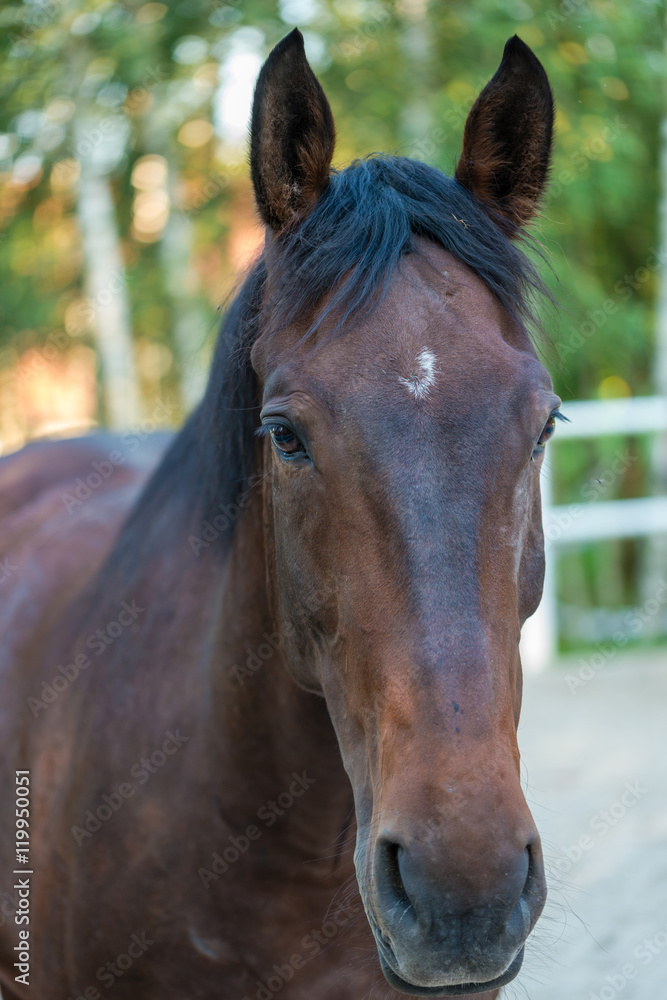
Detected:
left=259, top=239, right=546, bottom=416
left=294, top=250, right=536, bottom=396
left=359, top=247, right=506, bottom=358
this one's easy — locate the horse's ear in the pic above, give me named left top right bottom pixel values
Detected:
left=455, top=36, right=554, bottom=233
left=250, top=29, right=335, bottom=232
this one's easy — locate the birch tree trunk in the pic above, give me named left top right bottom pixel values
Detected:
left=398, top=0, right=432, bottom=149
left=159, top=191, right=210, bottom=414
left=75, top=117, right=141, bottom=429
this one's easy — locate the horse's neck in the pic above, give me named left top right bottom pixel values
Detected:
left=204, top=503, right=355, bottom=868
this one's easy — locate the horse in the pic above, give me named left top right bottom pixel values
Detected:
left=0, top=29, right=559, bottom=1000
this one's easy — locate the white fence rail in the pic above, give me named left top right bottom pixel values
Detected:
left=520, top=395, right=667, bottom=671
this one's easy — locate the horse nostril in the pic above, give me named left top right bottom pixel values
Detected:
left=509, top=841, right=545, bottom=940
left=377, top=838, right=412, bottom=912
left=521, top=841, right=542, bottom=912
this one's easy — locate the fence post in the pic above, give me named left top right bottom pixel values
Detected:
left=520, top=465, right=558, bottom=672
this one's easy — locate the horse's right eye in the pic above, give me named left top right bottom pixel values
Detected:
left=269, top=425, right=305, bottom=458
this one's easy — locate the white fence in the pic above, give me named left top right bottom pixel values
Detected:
left=520, top=395, right=667, bottom=671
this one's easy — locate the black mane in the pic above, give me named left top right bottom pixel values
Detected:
left=269, top=155, right=547, bottom=338
left=118, top=154, right=550, bottom=560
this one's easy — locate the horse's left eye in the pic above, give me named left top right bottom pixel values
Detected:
left=533, top=414, right=557, bottom=456
left=269, top=425, right=305, bottom=458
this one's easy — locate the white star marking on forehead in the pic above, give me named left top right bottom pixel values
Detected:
left=398, top=348, right=438, bottom=401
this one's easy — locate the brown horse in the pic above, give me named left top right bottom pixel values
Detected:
left=0, top=30, right=559, bottom=1000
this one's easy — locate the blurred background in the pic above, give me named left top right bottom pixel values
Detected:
left=0, top=1, right=666, bottom=997
left=1, top=0, right=666, bottom=662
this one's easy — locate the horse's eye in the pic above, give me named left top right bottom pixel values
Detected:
left=269, top=425, right=305, bottom=457
left=538, top=415, right=556, bottom=445
left=533, top=414, right=557, bottom=456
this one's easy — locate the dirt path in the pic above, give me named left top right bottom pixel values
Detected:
left=510, top=650, right=667, bottom=1000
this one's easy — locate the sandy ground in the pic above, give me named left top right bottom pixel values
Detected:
left=508, top=649, right=667, bottom=1000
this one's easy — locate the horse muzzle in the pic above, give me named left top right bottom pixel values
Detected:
left=359, top=822, right=546, bottom=996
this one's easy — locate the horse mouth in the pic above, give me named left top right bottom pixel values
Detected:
left=377, top=946, right=525, bottom=996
